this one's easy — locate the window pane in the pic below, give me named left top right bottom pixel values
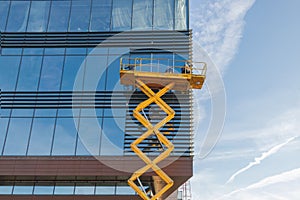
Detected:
left=0, top=1, right=10, bottom=31
left=112, top=0, right=133, bottom=31
left=132, top=0, right=153, bottom=30
left=6, top=1, right=30, bottom=31
left=95, top=186, right=115, bottom=195
left=100, top=118, right=124, bottom=155
left=61, top=56, right=85, bottom=90
left=27, top=118, right=55, bottom=155
left=48, top=1, right=71, bottom=32
left=17, top=56, right=42, bottom=91
left=69, top=0, right=91, bottom=32
left=27, top=1, right=50, bottom=32
left=33, top=185, right=54, bottom=195
left=0, top=186, right=13, bottom=194
left=75, top=185, right=95, bottom=195
left=154, top=0, right=174, bottom=30
left=84, top=55, right=106, bottom=91
left=0, top=118, right=9, bottom=154
left=76, top=117, right=102, bottom=156
left=0, top=56, right=21, bottom=91
left=116, top=185, right=135, bottom=195
left=52, top=118, right=77, bottom=155
left=54, top=185, right=74, bottom=195
left=90, top=0, right=112, bottom=31
left=3, top=118, right=32, bottom=155
left=175, top=0, right=187, bottom=30
left=39, top=56, right=64, bottom=91
left=13, top=185, right=33, bottom=195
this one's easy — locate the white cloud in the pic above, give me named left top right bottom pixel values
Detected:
left=226, top=136, right=298, bottom=184
left=190, top=0, right=256, bottom=72
left=219, top=168, right=300, bottom=200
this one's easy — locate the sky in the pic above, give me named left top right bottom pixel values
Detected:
left=189, top=0, right=300, bottom=199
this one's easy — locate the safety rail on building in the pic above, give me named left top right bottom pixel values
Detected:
left=120, top=57, right=206, bottom=90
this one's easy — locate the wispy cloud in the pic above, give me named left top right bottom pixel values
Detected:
left=190, top=0, right=256, bottom=72
left=220, top=168, right=300, bottom=199
left=226, top=136, right=298, bottom=184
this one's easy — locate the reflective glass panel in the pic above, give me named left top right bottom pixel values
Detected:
left=175, top=0, right=188, bottom=30
left=48, top=1, right=71, bottom=32
left=84, top=55, right=106, bottom=91
left=154, top=0, right=174, bottom=30
left=0, top=186, right=13, bottom=194
left=52, top=118, right=77, bottom=155
left=132, top=0, right=153, bottom=30
left=27, top=118, right=55, bottom=155
left=75, top=185, right=95, bottom=195
left=3, top=118, right=31, bottom=156
left=39, top=56, right=64, bottom=91
left=116, top=185, right=135, bottom=194
left=27, top=1, right=50, bottom=32
left=33, top=185, right=54, bottom=195
left=0, top=56, right=21, bottom=91
left=0, top=1, right=10, bottom=31
left=90, top=0, right=112, bottom=31
left=95, top=185, right=115, bottom=195
left=61, top=56, right=85, bottom=91
left=112, top=0, right=133, bottom=31
left=0, top=118, right=9, bottom=154
left=69, top=0, right=91, bottom=32
left=17, top=56, right=42, bottom=91
left=6, top=1, right=30, bottom=31
left=54, top=184, right=75, bottom=195
left=13, top=185, right=33, bottom=195
left=100, top=118, right=124, bottom=155
left=76, top=117, right=102, bottom=156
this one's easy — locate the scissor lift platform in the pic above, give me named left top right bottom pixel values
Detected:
left=119, top=57, right=206, bottom=200
left=120, top=58, right=206, bottom=91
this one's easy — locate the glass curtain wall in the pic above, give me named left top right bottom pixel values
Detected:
left=0, top=0, right=188, bottom=32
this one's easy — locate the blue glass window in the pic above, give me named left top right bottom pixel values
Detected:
left=6, top=1, right=30, bottom=32
left=84, top=55, right=107, bottom=91
left=27, top=118, right=55, bottom=155
left=0, top=186, right=13, bottom=194
left=27, top=1, right=50, bottom=32
left=48, top=1, right=71, bottom=32
left=132, top=0, right=153, bottom=30
left=175, top=0, right=188, bottom=30
left=0, top=56, right=21, bottom=91
left=39, top=56, right=64, bottom=91
left=61, top=56, right=85, bottom=91
left=100, top=118, right=124, bottom=155
left=76, top=117, right=102, bottom=156
left=116, top=185, right=135, bottom=195
left=0, top=1, right=10, bottom=31
left=54, top=184, right=75, bottom=195
left=75, top=185, right=95, bottom=195
left=13, top=185, right=33, bottom=195
left=90, top=0, right=112, bottom=31
left=33, top=185, right=54, bottom=195
left=52, top=118, right=77, bottom=155
left=3, top=118, right=32, bottom=155
left=112, top=0, right=133, bottom=31
left=0, top=118, right=9, bottom=154
left=69, top=0, right=91, bottom=32
left=154, top=0, right=174, bottom=30
left=95, top=185, right=115, bottom=195
left=16, top=56, right=42, bottom=91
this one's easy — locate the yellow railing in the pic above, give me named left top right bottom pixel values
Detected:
left=120, top=57, right=207, bottom=76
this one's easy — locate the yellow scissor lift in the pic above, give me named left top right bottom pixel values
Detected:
left=120, top=57, right=206, bottom=200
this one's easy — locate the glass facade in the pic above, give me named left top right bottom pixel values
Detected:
left=0, top=0, right=188, bottom=32
left=0, top=0, right=192, bottom=197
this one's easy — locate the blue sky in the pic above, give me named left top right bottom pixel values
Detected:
left=190, top=0, right=300, bottom=199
